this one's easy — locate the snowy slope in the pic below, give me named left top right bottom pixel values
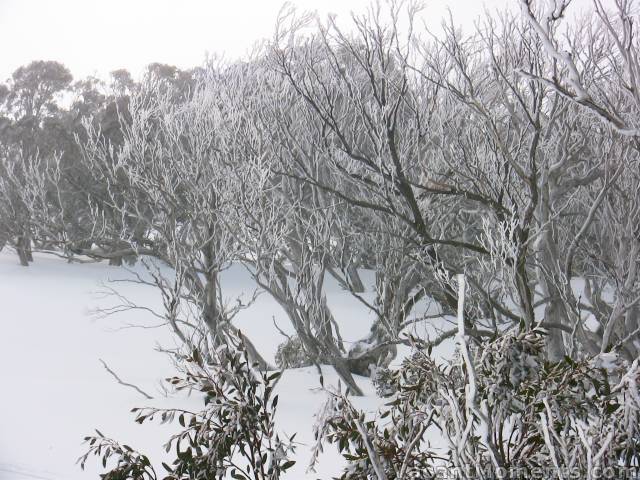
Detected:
left=0, top=250, right=383, bottom=480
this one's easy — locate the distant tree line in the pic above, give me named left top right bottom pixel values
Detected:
left=0, top=61, right=202, bottom=264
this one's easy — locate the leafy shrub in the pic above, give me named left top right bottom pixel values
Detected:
left=274, top=335, right=313, bottom=370
left=312, top=328, right=640, bottom=479
left=79, top=337, right=297, bottom=480
left=78, top=432, right=155, bottom=480
left=370, top=366, right=396, bottom=398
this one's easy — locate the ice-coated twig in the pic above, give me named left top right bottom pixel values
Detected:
left=99, top=359, right=153, bottom=399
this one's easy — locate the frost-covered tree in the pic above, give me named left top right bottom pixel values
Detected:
left=0, top=61, right=73, bottom=264
left=262, top=0, right=640, bottom=364
left=75, top=71, right=270, bottom=367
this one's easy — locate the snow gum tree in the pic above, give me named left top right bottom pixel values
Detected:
left=262, top=0, right=640, bottom=364
left=77, top=70, right=270, bottom=367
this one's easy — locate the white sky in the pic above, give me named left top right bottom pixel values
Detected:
left=0, top=0, right=600, bottom=83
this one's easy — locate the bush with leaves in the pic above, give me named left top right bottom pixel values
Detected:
left=370, top=367, right=397, bottom=398
left=78, top=432, right=156, bottom=480
left=312, top=327, right=640, bottom=479
left=274, top=335, right=313, bottom=370
left=79, top=336, right=297, bottom=480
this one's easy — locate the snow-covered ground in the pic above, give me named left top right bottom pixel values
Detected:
left=0, top=250, right=386, bottom=480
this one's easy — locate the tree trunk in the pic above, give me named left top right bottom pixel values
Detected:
left=544, top=300, right=567, bottom=362
left=536, top=178, right=568, bottom=361
left=109, top=256, right=123, bottom=266
left=16, top=235, right=30, bottom=266
left=331, top=357, right=364, bottom=396
left=347, top=320, right=397, bottom=376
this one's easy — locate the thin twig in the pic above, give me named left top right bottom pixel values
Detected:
left=99, top=359, right=154, bottom=399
